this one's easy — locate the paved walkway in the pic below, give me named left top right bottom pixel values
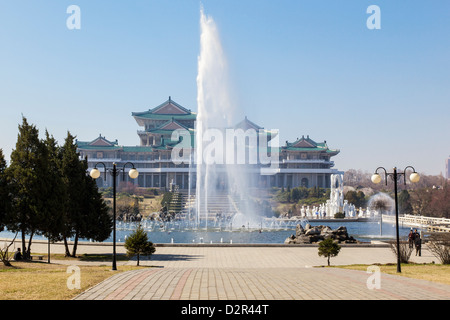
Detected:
left=66, top=245, right=450, bottom=301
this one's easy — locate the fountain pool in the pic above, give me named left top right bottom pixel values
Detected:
left=0, top=219, right=415, bottom=245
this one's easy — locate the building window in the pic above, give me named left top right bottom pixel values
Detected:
left=318, top=176, right=324, bottom=188
left=96, top=152, right=103, bottom=158
left=161, top=174, right=167, bottom=188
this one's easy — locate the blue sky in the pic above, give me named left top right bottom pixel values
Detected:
left=0, top=0, right=449, bottom=175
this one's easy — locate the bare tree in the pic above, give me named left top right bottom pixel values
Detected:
left=429, top=184, right=450, bottom=219
left=388, top=238, right=413, bottom=263
left=426, top=233, right=450, bottom=264
left=0, top=232, right=18, bottom=266
left=410, top=188, right=433, bottom=216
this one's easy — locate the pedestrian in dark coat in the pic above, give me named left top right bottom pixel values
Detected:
left=415, top=234, right=422, bottom=256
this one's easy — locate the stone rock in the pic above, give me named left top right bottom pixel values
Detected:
left=296, top=235, right=312, bottom=244
left=333, top=226, right=348, bottom=234
left=285, top=224, right=358, bottom=244
left=284, top=234, right=296, bottom=244
left=320, top=226, right=333, bottom=235
left=296, top=224, right=304, bottom=237
left=323, top=233, right=333, bottom=240
left=305, top=227, right=320, bottom=236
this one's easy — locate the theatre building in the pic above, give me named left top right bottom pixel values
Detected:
left=77, top=97, right=342, bottom=190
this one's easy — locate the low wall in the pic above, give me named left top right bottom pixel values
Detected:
left=1, top=238, right=390, bottom=249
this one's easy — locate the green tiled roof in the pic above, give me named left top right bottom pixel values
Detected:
left=145, top=128, right=195, bottom=135
left=132, top=97, right=197, bottom=120
left=283, top=136, right=339, bottom=154
left=283, top=146, right=339, bottom=153
left=122, top=146, right=154, bottom=153
left=151, top=97, right=192, bottom=114
left=77, top=144, right=155, bottom=153
left=77, top=145, right=122, bottom=150
left=133, top=113, right=197, bottom=120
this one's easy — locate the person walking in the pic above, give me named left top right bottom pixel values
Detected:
left=408, top=229, right=414, bottom=249
left=414, top=233, right=422, bottom=256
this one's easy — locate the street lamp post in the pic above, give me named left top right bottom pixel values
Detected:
left=371, top=166, right=420, bottom=273
left=90, top=162, right=139, bottom=271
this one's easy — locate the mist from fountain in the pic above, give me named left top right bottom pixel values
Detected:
left=367, top=192, right=395, bottom=216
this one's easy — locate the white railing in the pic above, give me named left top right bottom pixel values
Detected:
left=381, top=214, right=450, bottom=232
left=401, top=214, right=450, bottom=226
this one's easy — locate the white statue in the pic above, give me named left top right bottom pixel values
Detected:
left=343, top=200, right=349, bottom=217
left=348, top=204, right=355, bottom=217
left=330, top=174, right=344, bottom=208
left=359, top=207, right=364, bottom=217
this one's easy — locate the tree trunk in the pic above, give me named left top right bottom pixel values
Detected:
left=0, top=249, right=11, bottom=266
left=1, top=232, right=18, bottom=266
left=137, top=253, right=140, bottom=266
left=0, top=248, right=12, bottom=266
left=63, top=237, right=71, bottom=257
left=26, top=232, right=34, bottom=259
left=327, top=255, right=330, bottom=266
left=71, top=232, right=79, bottom=257
left=1, top=258, right=11, bottom=267
left=21, top=229, right=27, bottom=259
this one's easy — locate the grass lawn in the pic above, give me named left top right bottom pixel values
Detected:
left=336, top=263, right=450, bottom=286
left=0, top=254, right=146, bottom=300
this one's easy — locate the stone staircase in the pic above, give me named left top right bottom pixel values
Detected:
left=176, top=190, right=242, bottom=220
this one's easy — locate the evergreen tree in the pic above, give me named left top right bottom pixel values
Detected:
left=60, top=135, right=113, bottom=257
left=356, top=191, right=367, bottom=207
left=0, top=149, right=10, bottom=232
left=124, top=224, right=155, bottom=266
left=83, top=172, right=112, bottom=242
left=398, top=190, right=413, bottom=215
left=3, top=123, right=113, bottom=259
left=345, top=190, right=367, bottom=208
left=5, top=117, right=46, bottom=258
left=318, top=238, right=341, bottom=266
left=160, top=192, right=173, bottom=215
left=60, top=132, right=86, bottom=257
left=291, top=188, right=300, bottom=202
left=72, top=160, right=112, bottom=256
left=38, top=131, right=66, bottom=243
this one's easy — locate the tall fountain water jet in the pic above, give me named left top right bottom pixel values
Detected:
left=196, top=7, right=236, bottom=228
left=195, top=7, right=259, bottom=229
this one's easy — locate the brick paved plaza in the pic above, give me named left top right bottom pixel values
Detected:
left=24, top=241, right=449, bottom=301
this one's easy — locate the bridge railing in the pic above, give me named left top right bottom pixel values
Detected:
left=401, top=214, right=450, bottom=225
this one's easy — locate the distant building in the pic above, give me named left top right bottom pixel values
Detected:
left=446, top=156, right=450, bottom=179
left=77, top=97, right=342, bottom=189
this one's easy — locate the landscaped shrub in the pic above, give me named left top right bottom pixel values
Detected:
left=388, top=239, right=413, bottom=263
left=334, top=212, right=345, bottom=219
left=426, top=233, right=450, bottom=264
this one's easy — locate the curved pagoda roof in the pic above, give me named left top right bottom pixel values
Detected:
left=76, top=134, right=153, bottom=152
left=282, top=135, right=340, bottom=155
left=132, top=97, right=197, bottom=126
